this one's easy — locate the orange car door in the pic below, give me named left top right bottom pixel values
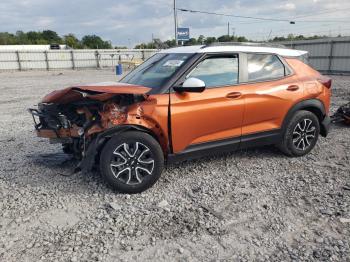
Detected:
left=169, top=55, right=244, bottom=153
left=238, top=53, right=304, bottom=136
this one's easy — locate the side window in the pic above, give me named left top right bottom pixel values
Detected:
left=186, top=56, right=238, bottom=88
left=247, top=54, right=285, bottom=82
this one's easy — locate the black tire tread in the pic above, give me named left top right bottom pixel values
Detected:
left=278, top=110, right=320, bottom=157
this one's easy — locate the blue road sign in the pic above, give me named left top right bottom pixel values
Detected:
left=177, top=28, right=190, bottom=41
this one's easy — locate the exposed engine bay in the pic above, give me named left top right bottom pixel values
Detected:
left=30, top=94, right=142, bottom=158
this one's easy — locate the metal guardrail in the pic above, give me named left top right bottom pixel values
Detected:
left=0, top=49, right=158, bottom=71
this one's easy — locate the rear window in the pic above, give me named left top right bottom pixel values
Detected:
left=247, top=54, right=285, bottom=82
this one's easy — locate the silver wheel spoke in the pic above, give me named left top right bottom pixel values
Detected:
left=301, top=139, right=306, bottom=150
left=305, top=119, right=311, bottom=131
left=305, top=134, right=314, bottom=146
left=110, top=161, right=126, bottom=168
left=123, top=143, right=137, bottom=157
left=111, top=167, right=131, bottom=179
left=297, top=138, right=303, bottom=149
left=295, top=123, right=302, bottom=133
left=125, top=169, right=132, bottom=184
left=306, top=126, right=316, bottom=133
left=112, top=151, right=126, bottom=161
left=293, top=131, right=301, bottom=143
left=135, top=169, right=143, bottom=183
left=136, top=166, right=153, bottom=175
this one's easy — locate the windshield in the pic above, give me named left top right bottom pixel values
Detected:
left=120, top=53, right=193, bottom=89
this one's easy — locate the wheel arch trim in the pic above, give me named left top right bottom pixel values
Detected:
left=76, top=124, right=163, bottom=173
left=282, top=99, right=328, bottom=137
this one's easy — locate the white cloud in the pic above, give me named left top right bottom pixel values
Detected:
left=35, top=16, right=54, bottom=27
left=0, top=0, right=349, bottom=45
left=277, top=3, right=296, bottom=11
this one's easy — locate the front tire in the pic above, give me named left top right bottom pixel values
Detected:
left=278, top=110, right=320, bottom=157
left=100, top=131, right=164, bottom=194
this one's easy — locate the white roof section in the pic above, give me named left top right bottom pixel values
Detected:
left=160, top=45, right=308, bottom=57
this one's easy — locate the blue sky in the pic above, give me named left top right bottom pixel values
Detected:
left=0, top=0, right=349, bottom=46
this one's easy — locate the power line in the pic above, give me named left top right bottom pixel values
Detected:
left=243, top=23, right=333, bottom=36
left=178, top=7, right=350, bottom=24
left=177, top=8, right=295, bottom=23
left=238, top=7, right=350, bottom=24
left=293, top=7, right=350, bottom=19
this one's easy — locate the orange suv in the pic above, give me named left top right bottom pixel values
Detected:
left=29, top=44, right=331, bottom=193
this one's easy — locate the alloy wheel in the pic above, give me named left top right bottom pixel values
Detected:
left=110, top=142, right=155, bottom=185
left=292, top=118, right=316, bottom=151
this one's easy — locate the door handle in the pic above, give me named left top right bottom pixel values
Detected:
left=226, top=92, right=242, bottom=99
left=287, top=85, right=299, bottom=91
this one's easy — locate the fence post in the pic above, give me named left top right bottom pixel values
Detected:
left=16, top=51, right=22, bottom=71
left=44, top=51, right=49, bottom=71
left=71, top=50, right=75, bottom=70
left=95, top=50, right=100, bottom=69
left=328, top=41, right=334, bottom=74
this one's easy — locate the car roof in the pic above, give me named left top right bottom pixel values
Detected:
left=159, top=45, right=308, bottom=57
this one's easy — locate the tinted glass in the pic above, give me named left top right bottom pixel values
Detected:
left=121, top=53, right=192, bottom=89
left=247, top=54, right=285, bottom=82
left=187, top=56, right=238, bottom=88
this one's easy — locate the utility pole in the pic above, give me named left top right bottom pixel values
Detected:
left=174, top=0, right=178, bottom=46
left=227, top=22, right=230, bottom=37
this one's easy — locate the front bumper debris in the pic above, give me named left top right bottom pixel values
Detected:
left=331, top=102, right=350, bottom=125
left=28, top=107, right=79, bottom=138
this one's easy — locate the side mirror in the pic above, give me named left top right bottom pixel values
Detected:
left=173, top=77, right=206, bottom=93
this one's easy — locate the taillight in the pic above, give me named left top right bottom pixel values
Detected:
left=318, top=76, right=332, bottom=89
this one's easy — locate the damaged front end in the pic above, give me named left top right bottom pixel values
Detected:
left=28, top=82, right=162, bottom=172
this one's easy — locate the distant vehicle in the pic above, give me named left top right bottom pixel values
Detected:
left=49, top=44, right=61, bottom=50
left=29, top=44, right=332, bottom=193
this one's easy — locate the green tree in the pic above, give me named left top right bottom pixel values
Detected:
left=184, top=38, right=198, bottom=46
left=27, top=31, right=45, bottom=44
left=217, top=35, right=232, bottom=42
left=205, top=37, right=217, bottom=44
left=16, top=31, right=29, bottom=44
left=197, top=35, right=205, bottom=44
left=236, top=36, right=248, bottom=42
left=81, top=35, right=112, bottom=49
left=0, top=32, right=17, bottom=44
left=42, top=30, right=62, bottom=43
left=64, top=34, right=81, bottom=48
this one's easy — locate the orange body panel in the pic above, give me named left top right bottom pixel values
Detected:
left=168, top=57, right=331, bottom=153
left=170, top=86, right=244, bottom=153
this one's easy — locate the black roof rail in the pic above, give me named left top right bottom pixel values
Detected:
left=202, top=42, right=287, bottom=49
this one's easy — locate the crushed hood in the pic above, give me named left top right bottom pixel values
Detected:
left=42, top=82, right=151, bottom=104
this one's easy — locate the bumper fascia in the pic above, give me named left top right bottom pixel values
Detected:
left=320, top=115, right=331, bottom=137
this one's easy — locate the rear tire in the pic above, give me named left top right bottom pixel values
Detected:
left=278, top=110, right=320, bottom=157
left=100, top=131, right=164, bottom=194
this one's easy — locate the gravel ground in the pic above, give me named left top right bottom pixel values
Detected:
left=0, top=69, right=349, bottom=262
